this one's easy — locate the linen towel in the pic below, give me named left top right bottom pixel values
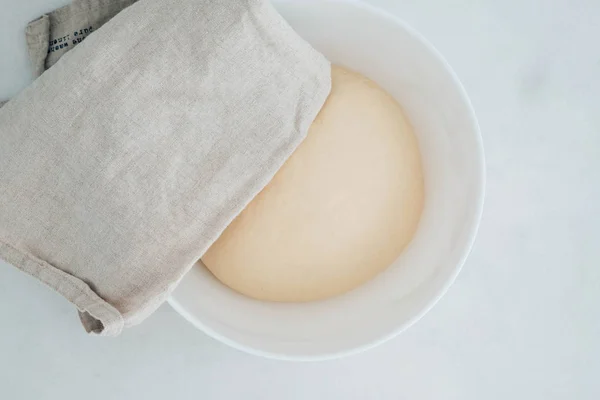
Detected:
left=0, top=0, right=331, bottom=335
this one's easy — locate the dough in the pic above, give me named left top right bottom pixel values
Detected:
left=202, top=66, right=424, bottom=302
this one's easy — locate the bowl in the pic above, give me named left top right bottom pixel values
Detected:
left=168, top=0, right=485, bottom=361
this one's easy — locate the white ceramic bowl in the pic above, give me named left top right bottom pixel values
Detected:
left=169, top=0, right=485, bottom=361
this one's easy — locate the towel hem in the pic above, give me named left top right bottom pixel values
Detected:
left=0, top=238, right=124, bottom=336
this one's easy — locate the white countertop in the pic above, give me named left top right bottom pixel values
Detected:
left=1, top=0, right=598, bottom=398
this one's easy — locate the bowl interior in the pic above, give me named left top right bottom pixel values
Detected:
left=169, top=0, right=484, bottom=361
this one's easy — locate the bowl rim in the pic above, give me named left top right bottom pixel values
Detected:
left=168, top=0, right=486, bottom=361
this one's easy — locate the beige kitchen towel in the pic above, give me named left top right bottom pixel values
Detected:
left=0, top=0, right=331, bottom=335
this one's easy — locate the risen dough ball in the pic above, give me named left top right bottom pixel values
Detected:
left=202, top=66, right=424, bottom=302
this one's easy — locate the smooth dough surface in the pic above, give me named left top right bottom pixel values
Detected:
left=202, top=66, right=424, bottom=302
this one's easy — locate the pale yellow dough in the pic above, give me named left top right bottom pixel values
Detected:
left=202, top=66, right=424, bottom=302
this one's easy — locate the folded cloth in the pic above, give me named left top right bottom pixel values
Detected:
left=0, top=0, right=331, bottom=335
left=27, top=0, right=139, bottom=74
left=0, top=0, right=138, bottom=107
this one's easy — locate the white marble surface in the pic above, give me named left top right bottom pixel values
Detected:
left=1, top=0, right=598, bottom=398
